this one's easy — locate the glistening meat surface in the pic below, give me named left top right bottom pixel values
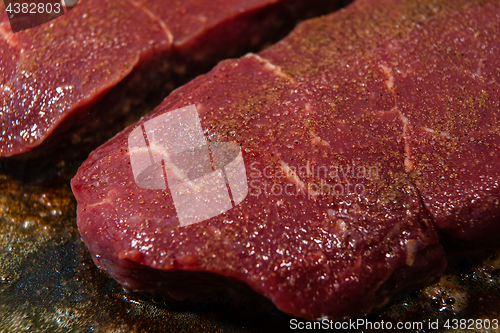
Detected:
left=71, top=0, right=500, bottom=320
left=0, top=0, right=333, bottom=158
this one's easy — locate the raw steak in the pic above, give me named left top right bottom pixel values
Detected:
left=71, top=0, right=500, bottom=320
left=0, top=0, right=336, bottom=158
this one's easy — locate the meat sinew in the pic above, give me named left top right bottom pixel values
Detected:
left=71, top=0, right=500, bottom=320
left=0, top=0, right=336, bottom=158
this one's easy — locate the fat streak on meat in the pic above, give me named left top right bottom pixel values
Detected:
left=71, top=0, right=500, bottom=320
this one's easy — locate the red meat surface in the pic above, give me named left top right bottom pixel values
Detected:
left=71, top=0, right=500, bottom=320
left=0, top=0, right=334, bottom=157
